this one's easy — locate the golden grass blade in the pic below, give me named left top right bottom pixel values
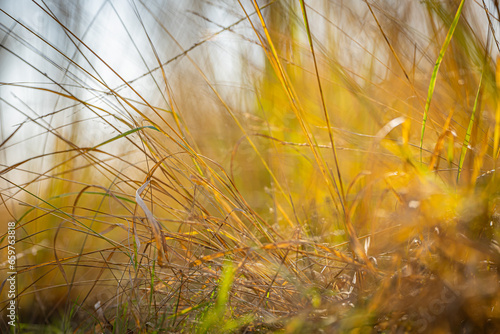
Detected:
left=299, top=0, right=345, bottom=203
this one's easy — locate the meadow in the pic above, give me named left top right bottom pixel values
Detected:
left=1, top=0, right=500, bottom=332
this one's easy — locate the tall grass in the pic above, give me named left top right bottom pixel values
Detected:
left=1, top=0, right=500, bottom=332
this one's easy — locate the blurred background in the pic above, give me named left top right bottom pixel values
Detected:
left=1, top=0, right=500, bottom=331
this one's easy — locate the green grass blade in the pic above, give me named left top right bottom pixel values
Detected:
left=495, top=60, right=500, bottom=160
left=420, top=0, right=465, bottom=162
left=457, top=72, right=483, bottom=183
left=91, top=125, right=159, bottom=150
left=50, top=191, right=136, bottom=204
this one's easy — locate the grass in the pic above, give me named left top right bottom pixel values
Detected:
left=1, top=0, right=500, bottom=332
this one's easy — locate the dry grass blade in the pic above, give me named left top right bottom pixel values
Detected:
left=135, top=179, right=168, bottom=267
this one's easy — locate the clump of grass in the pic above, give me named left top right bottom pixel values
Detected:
left=1, top=0, right=500, bottom=332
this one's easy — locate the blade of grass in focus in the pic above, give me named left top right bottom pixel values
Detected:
left=420, top=0, right=465, bottom=162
